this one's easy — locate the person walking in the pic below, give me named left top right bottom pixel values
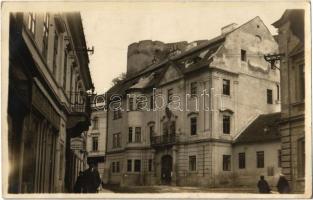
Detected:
left=277, top=174, right=290, bottom=194
left=73, top=171, right=85, bottom=193
left=83, top=163, right=101, bottom=193
left=257, top=175, right=271, bottom=193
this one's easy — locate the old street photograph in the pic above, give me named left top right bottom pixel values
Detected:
left=2, top=1, right=311, bottom=198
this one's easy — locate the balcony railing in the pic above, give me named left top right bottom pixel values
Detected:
left=69, top=91, right=91, bottom=114
left=151, top=134, right=177, bottom=147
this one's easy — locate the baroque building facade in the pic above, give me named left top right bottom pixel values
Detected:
left=8, top=12, right=93, bottom=193
left=273, top=9, right=305, bottom=192
left=105, top=17, right=280, bottom=187
left=86, top=94, right=107, bottom=181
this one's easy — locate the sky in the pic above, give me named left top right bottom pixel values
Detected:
left=80, top=2, right=307, bottom=94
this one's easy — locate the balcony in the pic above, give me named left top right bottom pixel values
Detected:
left=151, top=134, right=177, bottom=147
left=67, top=91, right=93, bottom=137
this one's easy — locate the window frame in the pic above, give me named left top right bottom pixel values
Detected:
left=189, top=155, right=197, bottom=171
left=238, top=152, right=246, bottom=169
left=42, top=13, right=50, bottom=60
left=223, top=155, right=231, bottom=171
left=267, top=89, right=273, bottom=104
left=222, top=79, right=230, bottom=96
left=92, top=136, right=98, bottom=151
left=223, top=115, right=231, bottom=134
left=27, top=12, right=36, bottom=36
left=134, top=159, right=141, bottom=172
left=53, top=30, right=59, bottom=76
left=127, top=160, right=132, bottom=172
left=128, top=127, right=133, bottom=143
left=256, top=151, right=265, bottom=168
left=241, top=49, right=247, bottom=62
left=190, top=117, right=197, bottom=135
left=148, top=159, right=153, bottom=172
left=135, top=127, right=141, bottom=143
left=190, top=82, right=198, bottom=98
left=113, top=133, right=121, bottom=148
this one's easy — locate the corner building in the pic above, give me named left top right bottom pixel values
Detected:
left=8, top=12, right=93, bottom=193
left=106, top=17, right=280, bottom=187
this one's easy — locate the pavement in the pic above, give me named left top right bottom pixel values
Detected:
left=100, top=184, right=265, bottom=193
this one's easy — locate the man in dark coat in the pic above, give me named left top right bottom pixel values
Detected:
left=257, top=175, right=271, bottom=193
left=73, top=171, right=84, bottom=193
left=83, top=163, right=101, bottom=193
left=277, top=174, right=290, bottom=193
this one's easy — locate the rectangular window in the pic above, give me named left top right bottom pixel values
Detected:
left=112, top=162, right=116, bottom=173
left=190, top=82, right=197, bottom=97
left=150, top=95, right=154, bottom=110
left=223, top=115, right=231, bottom=134
left=238, top=152, right=245, bottom=169
left=92, top=137, right=98, bottom=151
left=278, top=150, right=281, bottom=168
left=116, top=161, right=120, bottom=173
left=42, top=13, right=50, bottom=59
left=297, top=138, right=305, bottom=178
left=257, top=151, right=264, bottom=168
left=53, top=31, right=59, bottom=76
left=129, top=97, right=134, bottom=111
left=128, top=127, right=133, bottom=143
left=267, top=89, right=273, bottom=104
left=127, top=160, right=132, bottom=172
left=92, top=118, right=98, bottom=130
left=148, top=159, right=153, bottom=172
left=113, top=104, right=122, bottom=120
left=27, top=13, right=36, bottom=35
left=149, top=125, right=154, bottom=137
left=222, top=79, right=230, bottom=95
left=167, top=88, right=173, bottom=103
left=276, top=84, right=280, bottom=101
left=241, top=49, right=247, bottom=61
left=113, top=133, right=121, bottom=148
left=223, top=155, right=231, bottom=171
left=299, top=64, right=305, bottom=100
left=190, top=117, right=197, bottom=135
left=63, top=50, right=68, bottom=89
left=189, top=155, right=197, bottom=171
left=134, top=160, right=141, bottom=172
left=135, top=127, right=141, bottom=142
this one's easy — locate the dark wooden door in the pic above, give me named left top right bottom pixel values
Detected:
left=161, top=155, right=172, bottom=185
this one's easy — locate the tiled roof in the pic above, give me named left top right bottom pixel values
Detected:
left=234, top=112, right=281, bottom=144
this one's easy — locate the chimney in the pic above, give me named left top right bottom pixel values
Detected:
left=221, top=23, right=238, bottom=35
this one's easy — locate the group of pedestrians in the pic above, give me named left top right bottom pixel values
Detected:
left=73, top=163, right=102, bottom=193
left=257, top=174, right=291, bottom=194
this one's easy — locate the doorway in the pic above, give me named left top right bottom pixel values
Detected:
left=161, top=155, right=172, bottom=185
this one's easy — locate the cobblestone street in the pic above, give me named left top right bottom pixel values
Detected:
left=99, top=185, right=280, bottom=193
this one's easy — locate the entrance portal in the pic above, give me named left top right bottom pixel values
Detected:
left=161, top=155, right=172, bottom=185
